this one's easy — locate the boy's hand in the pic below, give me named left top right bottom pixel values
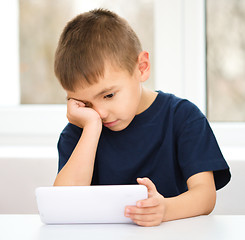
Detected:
left=125, top=178, right=165, bottom=227
left=67, top=98, right=102, bottom=129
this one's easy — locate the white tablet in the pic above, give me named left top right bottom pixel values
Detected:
left=35, top=185, right=148, bottom=224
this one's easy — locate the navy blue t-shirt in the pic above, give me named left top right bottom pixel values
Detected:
left=57, top=91, right=231, bottom=197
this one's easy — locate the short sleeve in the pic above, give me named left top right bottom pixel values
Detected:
left=175, top=101, right=231, bottom=190
left=57, top=123, right=82, bottom=173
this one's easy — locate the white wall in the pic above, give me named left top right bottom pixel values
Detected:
left=0, top=148, right=57, bottom=214
left=212, top=160, right=245, bottom=215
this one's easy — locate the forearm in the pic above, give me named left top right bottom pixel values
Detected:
left=163, top=183, right=216, bottom=222
left=54, top=124, right=102, bottom=186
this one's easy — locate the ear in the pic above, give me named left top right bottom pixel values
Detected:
left=137, top=51, right=151, bottom=83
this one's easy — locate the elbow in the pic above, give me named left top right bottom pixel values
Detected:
left=204, top=206, right=215, bottom=215
left=204, top=190, right=216, bottom=215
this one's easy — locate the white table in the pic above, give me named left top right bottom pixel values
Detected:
left=0, top=214, right=244, bottom=240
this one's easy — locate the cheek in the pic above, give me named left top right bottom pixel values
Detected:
left=115, top=95, right=139, bottom=116
left=112, top=85, right=141, bottom=115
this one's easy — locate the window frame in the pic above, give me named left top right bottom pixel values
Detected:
left=154, top=0, right=206, bottom=112
left=0, top=1, right=20, bottom=106
left=0, top=0, right=244, bottom=153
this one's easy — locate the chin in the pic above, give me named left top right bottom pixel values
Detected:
left=108, top=122, right=129, bottom=132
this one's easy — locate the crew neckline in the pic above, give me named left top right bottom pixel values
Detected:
left=132, top=90, right=161, bottom=124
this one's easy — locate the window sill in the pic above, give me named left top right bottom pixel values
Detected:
left=0, top=146, right=57, bottom=159
left=0, top=145, right=243, bottom=162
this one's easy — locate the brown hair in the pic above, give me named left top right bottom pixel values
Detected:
left=54, top=9, right=142, bottom=91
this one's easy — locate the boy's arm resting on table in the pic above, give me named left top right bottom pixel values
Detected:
left=163, top=171, right=216, bottom=221
left=54, top=99, right=102, bottom=186
left=125, top=171, right=216, bottom=227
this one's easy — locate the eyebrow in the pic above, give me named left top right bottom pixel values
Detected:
left=66, top=86, right=117, bottom=102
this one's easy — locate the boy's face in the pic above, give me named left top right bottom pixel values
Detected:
left=66, top=63, right=146, bottom=131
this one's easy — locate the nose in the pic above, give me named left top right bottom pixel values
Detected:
left=93, top=105, right=108, bottom=120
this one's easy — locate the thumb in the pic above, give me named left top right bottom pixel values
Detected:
left=137, top=177, right=157, bottom=197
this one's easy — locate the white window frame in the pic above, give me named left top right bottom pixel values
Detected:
left=0, top=1, right=67, bottom=147
left=0, top=0, right=244, bottom=159
left=154, top=0, right=206, bottom=112
left=0, top=1, right=19, bottom=105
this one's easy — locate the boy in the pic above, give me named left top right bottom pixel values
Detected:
left=53, top=9, right=231, bottom=226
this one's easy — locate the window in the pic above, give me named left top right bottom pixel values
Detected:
left=0, top=0, right=244, bottom=154
left=206, top=0, right=245, bottom=122
left=0, top=0, right=153, bottom=146
left=154, top=0, right=245, bottom=154
left=19, top=0, right=154, bottom=104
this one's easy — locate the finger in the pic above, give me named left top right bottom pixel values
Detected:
left=137, top=178, right=157, bottom=197
left=125, top=206, right=155, bottom=215
left=67, top=98, right=85, bottom=108
left=136, top=197, right=160, bottom=208
left=67, top=98, right=77, bottom=103
left=76, top=101, right=86, bottom=108
left=133, top=219, right=161, bottom=227
left=73, top=99, right=85, bottom=107
left=130, top=213, right=158, bottom=222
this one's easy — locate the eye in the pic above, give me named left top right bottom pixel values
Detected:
left=104, top=93, right=115, bottom=99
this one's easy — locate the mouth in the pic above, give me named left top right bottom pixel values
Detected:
left=103, top=120, right=119, bottom=128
